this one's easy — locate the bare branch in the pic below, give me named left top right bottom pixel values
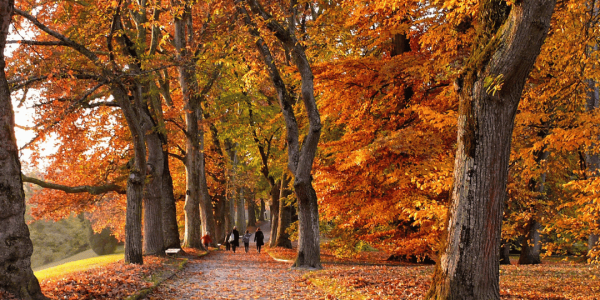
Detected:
left=22, top=174, right=126, bottom=195
left=6, top=40, right=67, bottom=46
left=14, top=8, right=100, bottom=62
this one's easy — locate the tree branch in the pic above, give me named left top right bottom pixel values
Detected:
left=22, top=174, right=126, bottom=195
left=6, top=40, right=68, bottom=46
left=14, top=8, right=100, bottom=63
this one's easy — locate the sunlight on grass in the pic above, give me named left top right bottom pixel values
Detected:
left=34, top=253, right=123, bottom=281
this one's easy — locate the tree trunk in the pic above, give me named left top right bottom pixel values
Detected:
left=275, top=174, right=293, bottom=248
left=162, top=151, right=181, bottom=249
left=238, top=1, right=323, bottom=269
left=585, top=36, right=600, bottom=257
left=269, top=182, right=281, bottom=247
left=518, top=220, right=542, bottom=264
left=143, top=132, right=165, bottom=255
left=174, top=6, right=203, bottom=250
left=259, top=198, right=266, bottom=221
left=112, top=84, right=146, bottom=264
left=197, top=111, right=217, bottom=244
left=0, top=2, right=47, bottom=297
left=214, top=193, right=227, bottom=246
left=426, top=1, right=555, bottom=299
left=519, top=148, right=548, bottom=265
left=247, top=195, right=257, bottom=228
left=236, top=187, right=246, bottom=233
left=225, top=140, right=238, bottom=232
left=499, top=240, right=511, bottom=265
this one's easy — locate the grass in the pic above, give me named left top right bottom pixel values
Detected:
left=34, top=253, right=124, bottom=281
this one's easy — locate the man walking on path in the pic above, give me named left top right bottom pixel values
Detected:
left=231, top=227, right=240, bottom=253
left=254, top=227, right=265, bottom=253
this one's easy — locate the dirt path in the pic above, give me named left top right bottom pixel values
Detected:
left=147, top=223, right=325, bottom=300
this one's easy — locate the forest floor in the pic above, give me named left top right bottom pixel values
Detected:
left=2, top=221, right=600, bottom=299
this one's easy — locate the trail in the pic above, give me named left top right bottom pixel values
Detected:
left=147, top=222, right=325, bottom=300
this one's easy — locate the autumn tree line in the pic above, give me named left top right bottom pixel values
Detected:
left=0, top=0, right=596, bottom=299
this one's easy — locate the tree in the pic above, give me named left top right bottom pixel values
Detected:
left=236, top=0, right=323, bottom=270
left=426, top=1, right=555, bottom=299
left=0, top=0, right=46, bottom=298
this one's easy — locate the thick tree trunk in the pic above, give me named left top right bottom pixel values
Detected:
left=174, top=7, right=203, bottom=250
left=214, top=193, right=227, bottom=246
left=500, top=240, right=511, bottom=265
left=518, top=220, right=542, bottom=264
left=207, top=123, right=227, bottom=246
left=585, top=55, right=600, bottom=257
left=0, top=2, right=47, bottom=297
left=197, top=113, right=217, bottom=244
left=269, top=182, right=281, bottom=247
left=275, top=174, right=293, bottom=248
left=112, top=84, right=146, bottom=264
left=259, top=198, right=266, bottom=221
left=519, top=149, right=548, bottom=265
left=143, top=132, right=165, bottom=255
left=247, top=195, right=257, bottom=228
left=237, top=1, right=323, bottom=269
left=426, top=1, right=555, bottom=298
left=162, top=151, right=181, bottom=249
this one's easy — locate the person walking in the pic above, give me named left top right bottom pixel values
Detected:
left=231, top=226, right=240, bottom=253
left=201, top=232, right=212, bottom=250
left=242, top=230, right=252, bottom=253
left=254, top=227, right=265, bottom=253
left=223, top=231, right=231, bottom=251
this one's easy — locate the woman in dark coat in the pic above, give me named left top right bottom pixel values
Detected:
left=254, top=227, right=265, bottom=253
left=231, top=226, right=240, bottom=253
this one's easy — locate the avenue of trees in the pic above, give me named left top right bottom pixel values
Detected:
left=1, top=0, right=599, bottom=299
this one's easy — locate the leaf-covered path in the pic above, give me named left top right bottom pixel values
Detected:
left=147, top=223, right=325, bottom=300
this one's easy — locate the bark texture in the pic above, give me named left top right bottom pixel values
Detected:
left=174, top=4, right=203, bottom=249
left=247, top=196, right=257, bottom=228
left=275, top=174, right=293, bottom=248
left=518, top=220, right=542, bottom=264
left=236, top=187, right=246, bottom=233
left=143, top=132, right=165, bottom=255
left=519, top=148, right=548, bottom=265
left=585, top=50, right=600, bottom=256
left=0, top=2, right=47, bottom=298
left=269, top=182, right=281, bottom=247
left=426, top=1, right=555, bottom=298
left=237, top=0, right=323, bottom=269
left=161, top=151, right=181, bottom=249
left=499, top=240, right=511, bottom=265
left=259, top=198, right=266, bottom=221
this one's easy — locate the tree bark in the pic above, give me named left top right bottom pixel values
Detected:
left=426, top=1, right=555, bottom=298
left=113, top=84, right=146, bottom=265
left=259, top=198, right=266, bottom=221
left=162, top=151, right=181, bottom=249
left=585, top=28, right=600, bottom=256
left=247, top=193, right=257, bottom=228
left=173, top=4, right=203, bottom=250
left=237, top=0, right=323, bottom=269
left=499, top=240, right=511, bottom=265
left=143, top=131, right=165, bottom=255
left=0, top=1, right=47, bottom=298
left=275, top=174, right=293, bottom=248
left=269, top=182, right=281, bottom=247
left=518, top=220, right=542, bottom=264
